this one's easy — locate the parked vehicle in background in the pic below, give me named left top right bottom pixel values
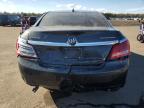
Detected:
left=8, top=15, right=21, bottom=26
left=137, top=32, right=144, bottom=43
left=0, top=15, right=8, bottom=26
left=137, top=21, right=144, bottom=43
left=28, top=16, right=37, bottom=26
left=0, top=14, right=21, bottom=26
left=16, top=11, right=130, bottom=94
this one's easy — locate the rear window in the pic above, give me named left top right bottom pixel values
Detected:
left=38, top=12, right=112, bottom=27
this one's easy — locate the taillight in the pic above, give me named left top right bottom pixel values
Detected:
left=108, top=40, right=130, bottom=60
left=16, top=38, right=37, bottom=59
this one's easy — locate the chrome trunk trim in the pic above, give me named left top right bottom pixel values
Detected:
left=27, top=40, right=121, bottom=46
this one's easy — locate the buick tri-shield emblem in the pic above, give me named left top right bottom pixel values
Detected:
left=67, top=37, right=78, bottom=46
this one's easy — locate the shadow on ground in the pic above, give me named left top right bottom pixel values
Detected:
left=44, top=52, right=144, bottom=108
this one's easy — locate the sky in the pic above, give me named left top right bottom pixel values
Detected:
left=0, top=0, right=144, bottom=13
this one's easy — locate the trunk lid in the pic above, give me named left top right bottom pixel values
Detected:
left=27, top=27, right=122, bottom=67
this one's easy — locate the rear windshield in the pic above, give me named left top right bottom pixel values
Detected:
left=38, top=12, right=112, bottom=27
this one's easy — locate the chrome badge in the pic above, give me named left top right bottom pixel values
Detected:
left=67, top=37, right=78, bottom=46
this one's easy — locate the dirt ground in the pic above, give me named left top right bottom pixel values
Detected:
left=111, top=20, right=140, bottom=26
left=0, top=26, right=144, bottom=108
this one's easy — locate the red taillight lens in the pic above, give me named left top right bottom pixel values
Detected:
left=16, top=38, right=37, bottom=59
left=108, top=40, right=130, bottom=60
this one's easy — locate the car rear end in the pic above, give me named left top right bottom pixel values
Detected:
left=8, top=15, right=21, bottom=26
left=16, top=12, right=130, bottom=92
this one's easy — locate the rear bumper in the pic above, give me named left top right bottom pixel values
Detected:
left=18, top=57, right=129, bottom=90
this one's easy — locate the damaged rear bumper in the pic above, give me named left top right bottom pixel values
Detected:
left=18, top=57, right=129, bottom=90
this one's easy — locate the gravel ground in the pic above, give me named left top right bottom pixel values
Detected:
left=0, top=26, right=144, bottom=108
